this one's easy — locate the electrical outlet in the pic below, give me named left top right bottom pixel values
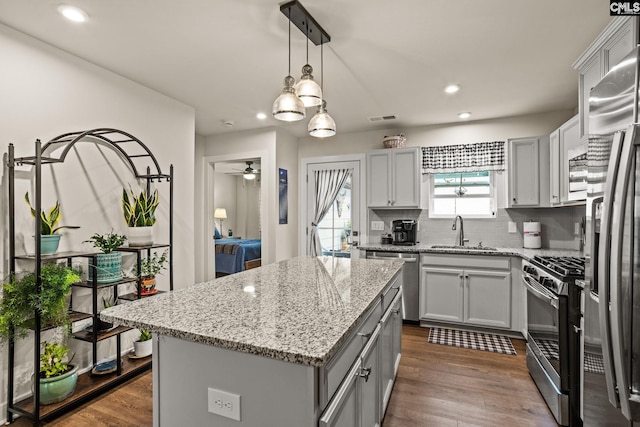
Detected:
left=508, top=222, right=517, bottom=234
left=574, top=222, right=581, bottom=235
left=370, top=221, right=384, bottom=231
left=208, top=388, right=241, bottom=421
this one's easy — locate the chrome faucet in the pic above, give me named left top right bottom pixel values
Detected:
left=452, top=215, right=469, bottom=246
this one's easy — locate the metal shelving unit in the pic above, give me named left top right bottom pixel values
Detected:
left=5, top=128, right=174, bottom=425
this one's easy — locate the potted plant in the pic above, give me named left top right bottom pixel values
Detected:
left=25, top=193, right=80, bottom=254
left=122, top=186, right=160, bottom=247
left=84, top=231, right=127, bottom=284
left=0, top=263, right=81, bottom=342
left=36, top=341, right=78, bottom=404
left=132, top=250, right=168, bottom=295
left=133, top=329, right=152, bottom=357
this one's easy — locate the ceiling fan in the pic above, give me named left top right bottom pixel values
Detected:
left=242, top=161, right=258, bottom=180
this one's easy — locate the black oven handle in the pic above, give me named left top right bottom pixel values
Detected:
left=522, top=274, right=558, bottom=309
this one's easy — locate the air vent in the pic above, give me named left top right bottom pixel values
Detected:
left=368, top=115, right=398, bottom=122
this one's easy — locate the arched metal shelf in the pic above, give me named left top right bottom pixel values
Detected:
left=6, top=128, right=174, bottom=425
left=13, top=128, right=170, bottom=180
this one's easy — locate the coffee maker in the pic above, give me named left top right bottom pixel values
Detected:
left=392, top=219, right=417, bottom=245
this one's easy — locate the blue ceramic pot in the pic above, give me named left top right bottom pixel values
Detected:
left=40, top=235, right=61, bottom=255
left=88, top=253, right=123, bottom=284
left=36, top=364, right=78, bottom=405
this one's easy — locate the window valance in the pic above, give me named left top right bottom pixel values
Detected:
left=421, top=141, right=505, bottom=174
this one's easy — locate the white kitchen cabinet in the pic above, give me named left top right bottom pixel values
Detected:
left=320, top=324, right=382, bottom=427
left=550, top=115, right=583, bottom=205
left=574, top=17, right=639, bottom=139
left=464, top=269, right=511, bottom=328
left=507, top=135, right=550, bottom=208
left=367, top=147, right=421, bottom=208
left=420, top=267, right=464, bottom=323
left=380, top=290, right=402, bottom=418
left=420, top=254, right=512, bottom=330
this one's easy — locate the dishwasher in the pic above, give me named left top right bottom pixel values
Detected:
left=365, top=251, right=419, bottom=322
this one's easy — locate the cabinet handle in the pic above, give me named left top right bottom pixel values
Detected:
left=458, top=273, right=463, bottom=278
left=358, top=366, right=372, bottom=382
left=358, top=332, right=371, bottom=339
left=387, top=200, right=391, bottom=205
left=392, top=308, right=400, bottom=315
left=513, top=197, right=517, bottom=202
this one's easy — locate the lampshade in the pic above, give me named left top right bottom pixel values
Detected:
left=273, top=75, right=306, bottom=122
left=295, top=64, right=322, bottom=107
left=308, top=101, right=336, bottom=138
left=244, top=171, right=256, bottom=180
left=214, top=208, right=227, bottom=219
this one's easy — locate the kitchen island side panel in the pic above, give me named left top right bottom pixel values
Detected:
left=155, top=334, right=317, bottom=427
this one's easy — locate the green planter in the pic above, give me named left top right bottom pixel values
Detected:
left=35, top=364, right=78, bottom=405
left=40, top=235, right=61, bottom=255
left=88, top=253, right=123, bottom=284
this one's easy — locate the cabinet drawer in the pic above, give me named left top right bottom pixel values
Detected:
left=323, top=299, right=381, bottom=403
left=422, top=254, right=510, bottom=270
left=381, top=275, right=401, bottom=314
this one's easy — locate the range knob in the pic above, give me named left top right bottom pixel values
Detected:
left=540, top=277, right=555, bottom=288
left=524, top=265, right=536, bottom=275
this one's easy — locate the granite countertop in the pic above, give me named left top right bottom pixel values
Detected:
left=101, top=256, right=403, bottom=367
left=358, top=243, right=584, bottom=261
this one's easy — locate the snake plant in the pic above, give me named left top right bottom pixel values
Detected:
left=122, top=187, right=160, bottom=227
left=24, top=193, right=80, bottom=235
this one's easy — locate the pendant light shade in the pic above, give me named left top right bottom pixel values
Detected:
left=295, top=64, right=322, bottom=107
left=308, top=100, right=336, bottom=138
left=273, top=75, right=306, bottom=121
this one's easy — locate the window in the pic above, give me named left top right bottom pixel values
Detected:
left=429, top=171, right=496, bottom=218
left=317, top=176, right=352, bottom=255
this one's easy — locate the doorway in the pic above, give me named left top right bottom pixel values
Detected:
left=304, top=158, right=364, bottom=257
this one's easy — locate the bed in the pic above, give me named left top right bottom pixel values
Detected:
left=215, top=238, right=262, bottom=276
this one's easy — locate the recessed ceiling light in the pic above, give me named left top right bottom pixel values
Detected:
left=58, top=5, right=88, bottom=23
left=256, top=112, right=267, bottom=120
left=458, top=112, right=471, bottom=119
left=445, top=84, right=460, bottom=94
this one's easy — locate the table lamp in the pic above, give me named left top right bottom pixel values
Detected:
left=214, top=208, right=227, bottom=234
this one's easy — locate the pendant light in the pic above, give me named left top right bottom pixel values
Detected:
left=272, top=8, right=305, bottom=122
left=294, top=26, right=322, bottom=107
left=308, top=37, right=336, bottom=138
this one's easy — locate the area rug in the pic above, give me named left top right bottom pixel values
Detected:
left=428, top=327, right=517, bottom=356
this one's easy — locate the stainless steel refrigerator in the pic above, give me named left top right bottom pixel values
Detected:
left=584, top=45, right=640, bottom=426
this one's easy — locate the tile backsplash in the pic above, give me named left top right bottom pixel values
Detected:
left=367, top=206, right=585, bottom=250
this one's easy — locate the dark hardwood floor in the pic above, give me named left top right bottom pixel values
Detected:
left=11, top=325, right=555, bottom=426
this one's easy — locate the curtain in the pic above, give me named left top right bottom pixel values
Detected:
left=309, top=169, right=352, bottom=256
left=421, top=141, right=505, bottom=174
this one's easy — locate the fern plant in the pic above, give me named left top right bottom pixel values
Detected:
left=122, top=187, right=160, bottom=227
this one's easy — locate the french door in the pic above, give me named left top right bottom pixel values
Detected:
left=306, top=161, right=360, bottom=257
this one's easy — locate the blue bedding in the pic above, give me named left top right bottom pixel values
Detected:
left=215, top=238, right=262, bottom=274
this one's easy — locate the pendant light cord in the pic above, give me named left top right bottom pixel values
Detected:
left=320, top=36, right=324, bottom=95
left=288, top=8, right=291, bottom=75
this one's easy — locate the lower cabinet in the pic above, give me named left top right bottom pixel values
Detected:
left=320, top=282, right=403, bottom=427
left=420, top=255, right=512, bottom=329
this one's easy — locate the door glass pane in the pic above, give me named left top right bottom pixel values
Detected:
left=317, top=176, right=352, bottom=258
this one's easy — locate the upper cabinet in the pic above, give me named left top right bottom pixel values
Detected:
left=367, top=146, right=422, bottom=208
left=550, top=115, right=585, bottom=205
left=507, top=136, right=550, bottom=208
left=574, top=17, right=639, bottom=140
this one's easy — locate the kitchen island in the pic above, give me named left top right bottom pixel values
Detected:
left=101, top=255, right=404, bottom=427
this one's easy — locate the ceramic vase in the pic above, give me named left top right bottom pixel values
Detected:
left=35, top=365, right=78, bottom=405
left=127, top=226, right=153, bottom=247
left=88, top=252, right=123, bottom=284
left=134, top=339, right=152, bottom=357
left=40, top=235, right=61, bottom=255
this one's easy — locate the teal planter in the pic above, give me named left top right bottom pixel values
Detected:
left=40, top=235, right=61, bottom=255
left=35, top=364, right=78, bottom=405
left=89, top=253, right=123, bottom=284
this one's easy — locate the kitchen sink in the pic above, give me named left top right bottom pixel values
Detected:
left=430, top=244, right=497, bottom=251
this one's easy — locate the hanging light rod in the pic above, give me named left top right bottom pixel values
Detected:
left=280, top=0, right=331, bottom=46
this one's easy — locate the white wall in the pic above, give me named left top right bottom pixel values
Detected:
left=275, top=129, right=299, bottom=262
left=213, top=172, right=237, bottom=236
left=0, top=24, right=195, bottom=422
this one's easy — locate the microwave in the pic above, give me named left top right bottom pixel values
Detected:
left=567, top=143, right=587, bottom=201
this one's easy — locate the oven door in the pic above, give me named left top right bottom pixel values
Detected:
left=524, top=274, right=569, bottom=392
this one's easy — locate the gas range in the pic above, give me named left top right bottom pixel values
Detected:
left=523, top=256, right=585, bottom=296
